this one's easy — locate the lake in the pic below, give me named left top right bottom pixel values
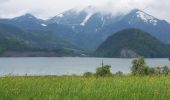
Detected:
left=0, top=57, right=170, bottom=76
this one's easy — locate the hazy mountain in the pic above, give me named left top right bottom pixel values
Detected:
left=0, top=13, right=46, bottom=30
left=95, top=28, right=170, bottom=58
left=46, top=6, right=123, bottom=49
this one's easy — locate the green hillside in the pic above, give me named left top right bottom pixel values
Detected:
left=0, top=23, right=83, bottom=56
left=95, top=28, right=170, bottom=58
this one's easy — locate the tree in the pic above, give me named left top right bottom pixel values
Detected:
left=96, top=65, right=111, bottom=77
left=131, top=57, right=149, bottom=75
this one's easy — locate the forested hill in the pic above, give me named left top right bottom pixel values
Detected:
left=95, top=28, right=170, bottom=58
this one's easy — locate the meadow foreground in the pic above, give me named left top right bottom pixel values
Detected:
left=0, top=76, right=170, bottom=100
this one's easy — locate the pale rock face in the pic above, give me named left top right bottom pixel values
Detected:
left=120, top=49, right=139, bottom=58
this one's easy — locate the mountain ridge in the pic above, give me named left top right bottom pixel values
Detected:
left=0, top=7, right=170, bottom=53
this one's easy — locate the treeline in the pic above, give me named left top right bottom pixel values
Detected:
left=83, top=57, right=170, bottom=77
left=0, top=36, right=78, bottom=56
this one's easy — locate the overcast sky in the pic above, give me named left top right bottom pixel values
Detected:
left=0, top=0, right=170, bottom=22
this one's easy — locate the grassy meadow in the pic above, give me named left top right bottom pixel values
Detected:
left=0, top=76, right=170, bottom=100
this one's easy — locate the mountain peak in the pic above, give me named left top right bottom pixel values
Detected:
left=84, top=5, right=97, bottom=12
left=130, top=9, right=141, bottom=13
left=136, top=11, right=158, bottom=26
left=12, top=13, right=37, bottom=21
left=23, top=13, right=34, bottom=18
left=127, top=9, right=158, bottom=26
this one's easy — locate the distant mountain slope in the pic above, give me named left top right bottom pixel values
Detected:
left=0, top=36, right=30, bottom=53
left=95, top=28, right=170, bottom=58
left=0, top=14, right=46, bottom=30
left=0, top=23, right=83, bottom=56
left=46, top=6, right=123, bottom=49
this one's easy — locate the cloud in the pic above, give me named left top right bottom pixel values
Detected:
left=0, top=0, right=169, bottom=22
left=0, top=0, right=9, bottom=3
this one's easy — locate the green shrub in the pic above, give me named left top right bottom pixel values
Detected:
left=83, top=72, right=94, bottom=77
left=147, top=67, right=155, bottom=75
left=96, top=65, right=111, bottom=77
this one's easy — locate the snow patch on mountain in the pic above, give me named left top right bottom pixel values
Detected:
left=41, top=23, right=47, bottom=27
left=80, top=13, right=93, bottom=26
left=136, top=11, right=158, bottom=26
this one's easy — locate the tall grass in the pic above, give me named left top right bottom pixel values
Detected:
left=0, top=76, right=170, bottom=100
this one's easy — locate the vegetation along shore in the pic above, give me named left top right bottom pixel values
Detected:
left=0, top=57, right=170, bottom=100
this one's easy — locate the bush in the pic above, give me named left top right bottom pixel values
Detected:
left=154, top=66, right=170, bottom=76
left=154, top=67, right=161, bottom=75
left=147, top=67, right=155, bottom=75
left=131, top=57, right=149, bottom=75
left=115, top=71, right=123, bottom=76
left=96, top=65, right=111, bottom=77
left=83, top=72, right=94, bottom=77
left=131, top=57, right=170, bottom=76
left=162, top=66, right=169, bottom=76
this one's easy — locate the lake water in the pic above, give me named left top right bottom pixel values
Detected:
left=0, top=57, right=170, bottom=76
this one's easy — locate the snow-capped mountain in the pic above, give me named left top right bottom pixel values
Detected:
left=47, top=6, right=123, bottom=34
left=99, top=9, right=170, bottom=45
left=126, top=9, right=158, bottom=26
left=45, top=8, right=170, bottom=49
left=0, top=7, right=170, bottom=50
left=136, top=10, right=158, bottom=26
